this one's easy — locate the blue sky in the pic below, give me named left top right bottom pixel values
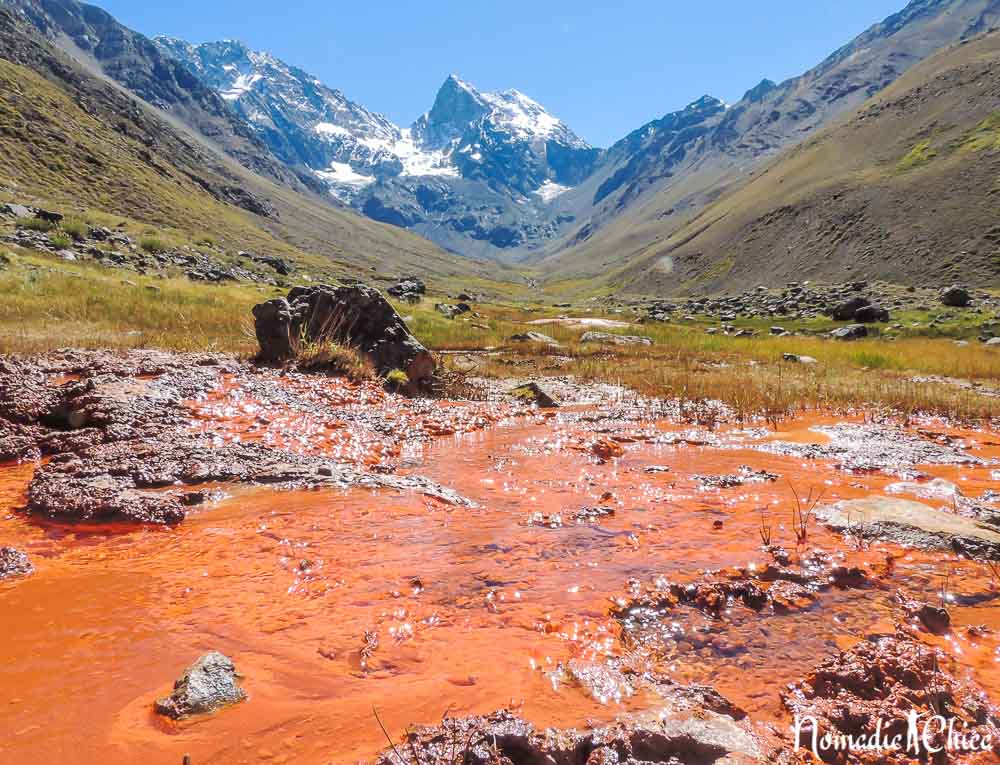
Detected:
left=99, top=0, right=907, bottom=147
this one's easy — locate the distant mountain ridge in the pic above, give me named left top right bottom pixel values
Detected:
left=6, top=0, right=1000, bottom=291
left=155, top=38, right=599, bottom=258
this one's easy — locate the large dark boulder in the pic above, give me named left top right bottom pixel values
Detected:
left=253, top=284, right=435, bottom=384
left=830, top=296, right=870, bottom=321
left=854, top=304, right=889, bottom=323
left=940, top=285, right=971, bottom=308
left=155, top=651, right=246, bottom=719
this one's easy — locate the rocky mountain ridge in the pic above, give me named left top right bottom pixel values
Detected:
left=154, top=39, right=599, bottom=258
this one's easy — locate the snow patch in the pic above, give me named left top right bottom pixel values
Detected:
left=534, top=180, right=569, bottom=202
left=315, top=122, right=352, bottom=138
left=314, top=162, right=375, bottom=188
left=393, top=129, right=459, bottom=177
left=221, top=72, right=262, bottom=100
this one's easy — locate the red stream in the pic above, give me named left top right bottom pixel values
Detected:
left=1, top=376, right=999, bottom=763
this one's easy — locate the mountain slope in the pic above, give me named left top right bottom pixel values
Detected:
left=538, top=0, right=1000, bottom=287
left=0, top=0, right=325, bottom=194
left=155, top=38, right=599, bottom=259
left=610, top=28, right=1000, bottom=294
left=0, top=6, right=515, bottom=289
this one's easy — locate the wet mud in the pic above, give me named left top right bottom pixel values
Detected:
left=1, top=353, right=1000, bottom=763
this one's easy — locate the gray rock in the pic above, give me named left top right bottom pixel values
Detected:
left=782, top=353, right=817, bottom=364
left=509, top=331, right=559, bottom=346
left=253, top=284, right=435, bottom=385
left=387, top=277, right=425, bottom=299
left=0, top=547, right=33, bottom=579
left=580, top=332, right=653, bottom=346
left=829, top=324, right=868, bottom=340
left=155, top=651, right=246, bottom=719
left=434, top=302, right=470, bottom=319
left=854, top=304, right=889, bottom=323
left=1, top=203, right=33, bottom=219
left=509, top=382, right=558, bottom=408
left=986, top=337, right=1000, bottom=347
left=817, top=496, right=1000, bottom=560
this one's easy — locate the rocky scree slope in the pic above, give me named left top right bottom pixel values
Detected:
left=614, top=28, right=1000, bottom=295
left=537, top=0, right=1000, bottom=290
left=0, top=4, right=504, bottom=287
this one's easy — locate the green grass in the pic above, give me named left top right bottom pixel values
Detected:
left=49, top=232, right=71, bottom=250
left=0, top=250, right=275, bottom=353
left=959, top=113, right=1000, bottom=153
left=60, top=219, right=87, bottom=241
left=896, top=139, right=937, bottom=172
left=15, top=216, right=52, bottom=232
left=139, top=235, right=167, bottom=254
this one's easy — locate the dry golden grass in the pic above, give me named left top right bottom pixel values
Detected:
left=1, top=251, right=997, bottom=422
left=0, top=251, right=272, bottom=354
left=415, top=305, right=1000, bottom=422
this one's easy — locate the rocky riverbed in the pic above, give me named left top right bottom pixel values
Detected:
left=1, top=349, right=1000, bottom=764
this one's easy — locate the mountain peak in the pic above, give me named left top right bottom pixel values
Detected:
left=742, top=78, right=778, bottom=103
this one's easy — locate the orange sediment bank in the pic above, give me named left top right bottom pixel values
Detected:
left=2, top=374, right=1000, bottom=763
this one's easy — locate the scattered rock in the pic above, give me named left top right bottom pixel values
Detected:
left=781, top=353, right=817, bottom=364
left=580, top=332, right=653, bottom=346
left=0, top=547, right=33, bottom=579
left=387, top=277, right=426, bottom=300
left=154, top=651, right=246, bottom=719
left=854, top=304, right=890, bottom=323
left=509, top=331, right=560, bottom=346
left=434, top=302, right=470, bottom=319
left=830, top=296, right=870, bottom=321
left=829, top=324, right=868, bottom=340
left=817, top=496, right=1000, bottom=560
left=509, top=382, right=559, bottom=408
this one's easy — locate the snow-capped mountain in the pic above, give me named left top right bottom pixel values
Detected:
left=154, top=37, right=598, bottom=255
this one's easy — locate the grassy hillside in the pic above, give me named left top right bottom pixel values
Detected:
left=0, top=8, right=526, bottom=295
left=567, top=30, right=1000, bottom=297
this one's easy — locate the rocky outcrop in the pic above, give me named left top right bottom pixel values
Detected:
left=253, top=284, right=435, bottom=384
left=1, top=350, right=473, bottom=526
left=782, top=633, right=1000, bottom=761
left=817, top=496, right=1000, bottom=560
left=155, top=652, right=246, bottom=719
left=376, top=697, right=767, bottom=765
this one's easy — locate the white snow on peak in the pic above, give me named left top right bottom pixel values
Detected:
left=393, top=129, right=459, bottom=177
left=314, top=122, right=352, bottom=137
left=220, top=72, right=263, bottom=101
left=315, top=162, right=375, bottom=199
left=534, top=180, right=570, bottom=202
left=484, top=89, right=563, bottom=140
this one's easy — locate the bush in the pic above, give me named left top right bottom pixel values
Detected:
left=139, top=235, right=167, bottom=253
left=50, top=233, right=72, bottom=250
left=385, top=369, right=410, bottom=389
left=16, top=216, right=52, bottom=232
left=295, top=340, right=373, bottom=381
left=61, top=219, right=88, bottom=241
